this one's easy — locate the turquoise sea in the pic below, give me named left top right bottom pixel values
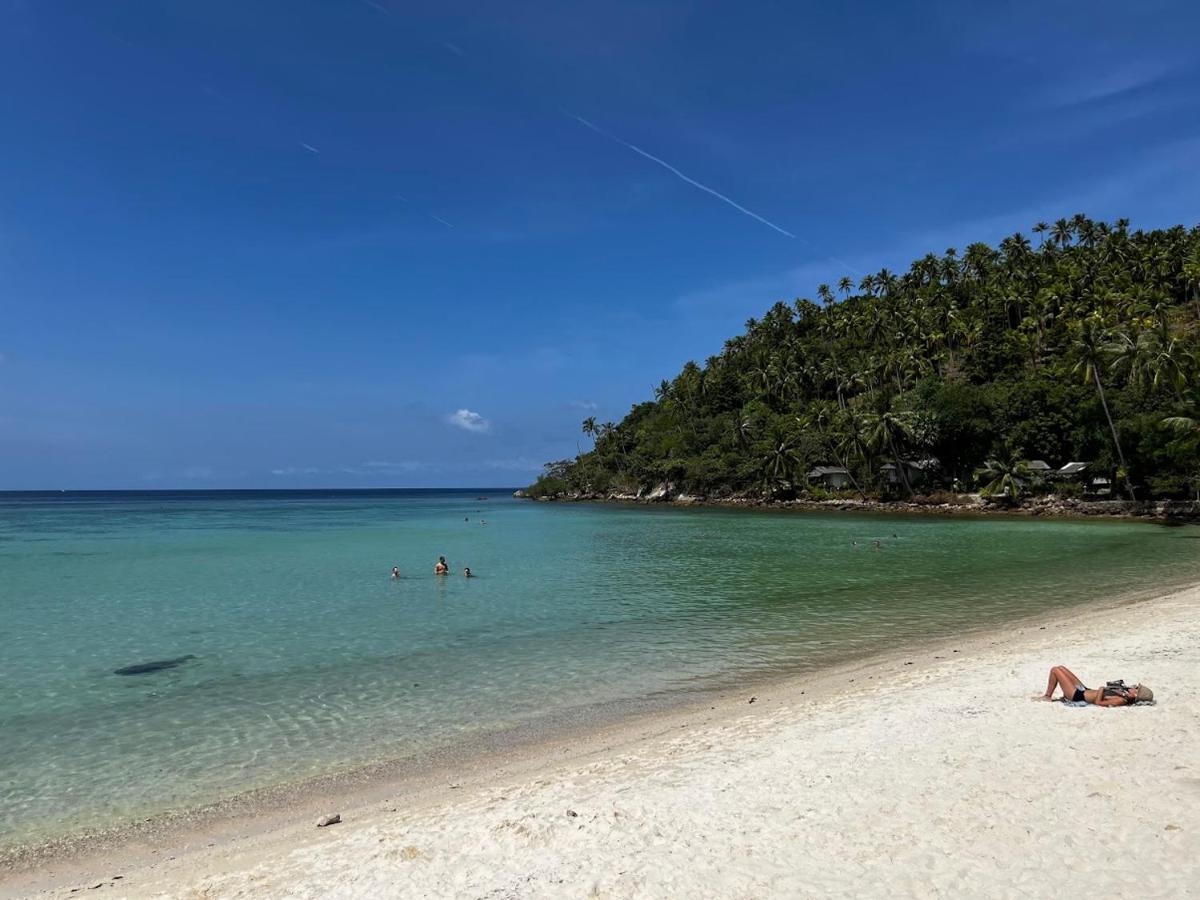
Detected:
left=1, top=489, right=1196, bottom=850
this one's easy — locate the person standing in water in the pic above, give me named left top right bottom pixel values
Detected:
left=391, top=566, right=401, bottom=580
left=434, top=556, right=449, bottom=575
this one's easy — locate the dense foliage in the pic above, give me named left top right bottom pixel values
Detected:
left=531, top=216, right=1200, bottom=502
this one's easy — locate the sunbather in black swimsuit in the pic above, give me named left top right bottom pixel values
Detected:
left=1071, top=685, right=1087, bottom=702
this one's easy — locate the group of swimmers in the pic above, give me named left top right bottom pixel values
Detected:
left=851, top=532, right=899, bottom=550
left=390, top=556, right=473, bottom=580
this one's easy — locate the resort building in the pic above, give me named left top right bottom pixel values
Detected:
left=1054, top=461, right=1090, bottom=478
left=879, top=458, right=940, bottom=488
left=807, top=466, right=852, bottom=490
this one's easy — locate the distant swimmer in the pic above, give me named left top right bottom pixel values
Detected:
left=463, top=567, right=474, bottom=578
left=434, top=556, right=449, bottom=575
left=890, top=533, right=898, bottom=539
left=480, top=519, right=487, bottom=526
left=391, top=566, right=401, bottom=580
left=872, top=540, right=881, bottom=551
left=852, top=540, right=859, bottom=547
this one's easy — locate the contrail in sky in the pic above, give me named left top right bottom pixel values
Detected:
left=568, top=113, right=794, bottom=239
left=299, top=142, right=321, bottom=154
left=429, top=215, right=455, bottom=228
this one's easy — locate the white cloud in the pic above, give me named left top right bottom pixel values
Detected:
left=270, top=466, right=320, bottom=476
left=447, top=409, right=490, bottom=433
left=570, top=400, right=598, bottom=411
left=482, top=457, right=542, bottom=471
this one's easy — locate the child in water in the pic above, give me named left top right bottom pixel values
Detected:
left=391, top=566, right=401, bottom=580
left=464, top=567, right=473, bottom=578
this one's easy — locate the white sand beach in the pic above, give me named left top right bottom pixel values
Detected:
left=8, top=583, right=1200, bottom=899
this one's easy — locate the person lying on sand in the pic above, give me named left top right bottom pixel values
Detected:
left=1037, top=664, right=1153, bottom=705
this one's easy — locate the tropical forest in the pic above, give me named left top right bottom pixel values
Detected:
left=529, top=216, right=1200, bottom=503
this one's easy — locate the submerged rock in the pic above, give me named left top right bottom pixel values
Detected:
left=113, top=655, right=196, bottom=676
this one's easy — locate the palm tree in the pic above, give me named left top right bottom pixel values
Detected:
left=1162, top=413, right=1200, bottom=499
left=1072, top=317, right=1135, bottom=500
left=859, top=394, right=916, bottom=495
left=975, top=457, right=1032, bottom=503
left=1146, top=321, right=1192, bottom=400
left=837, top=276, right=854, bottom=298
left=800, top=403, right=867, bottom=498
left=759, top=425, right=801, bottom=496
left=1162, top=410, right=1200, bottom=447
left=581, top=416, right=598, bottom=446
left=1107, top=327, right=1152, bottom=392
left=1051, top=218, right=1073, bottom=250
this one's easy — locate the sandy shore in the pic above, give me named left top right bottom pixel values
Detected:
left=6, top=582, right=1199, bottom=899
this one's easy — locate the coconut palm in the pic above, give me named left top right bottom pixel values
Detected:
left=859, top=394, right=916, bottom=495
left=1072, top=317, right=1135, bottom=500
left=975, top=457, right=1032, bottom=502
left=1162, top=413, right=1200, bottom=499
left=1161, top=413, right=1199, bottom=444
left=581, top=416, right=598, bottom=446
left=759, top=425, right=801, bottom=495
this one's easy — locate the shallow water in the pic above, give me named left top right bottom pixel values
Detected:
left=1, top=490, right=1196, bottom=847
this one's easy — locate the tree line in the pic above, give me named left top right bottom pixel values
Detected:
left=530, top=216, right=1200, bottom=502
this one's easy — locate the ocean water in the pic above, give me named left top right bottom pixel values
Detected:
left=1, top=490, right=1196, bottom=849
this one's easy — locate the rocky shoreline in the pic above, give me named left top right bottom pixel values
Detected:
left=513, top=488, right=1200, bottom=522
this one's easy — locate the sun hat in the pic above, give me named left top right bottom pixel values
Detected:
left=1135, top=685, right=1154, bottom=702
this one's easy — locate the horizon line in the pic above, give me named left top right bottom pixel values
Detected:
left=0, top=485, right=524, bottom=494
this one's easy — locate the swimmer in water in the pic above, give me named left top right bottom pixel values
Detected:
left=464, top=567, right=473, bottom=578
left=391, top=566, right=401, bottom=580
left=872, top=540, right=881, bottom=551
left=434, top=556, right=449, bottom=575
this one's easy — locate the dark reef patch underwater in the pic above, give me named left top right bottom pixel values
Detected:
left=113, top=655, right=197, bottom=676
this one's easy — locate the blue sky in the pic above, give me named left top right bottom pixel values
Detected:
left=2, top=0, right=1199, bottom=489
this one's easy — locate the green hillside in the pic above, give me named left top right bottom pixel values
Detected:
left=531, top=216, right=1200, bottom=502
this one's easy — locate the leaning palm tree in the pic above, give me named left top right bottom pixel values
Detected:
left=581, top=416, right=598, bottom=446
left=975, top=457, right=1032, bottom=503
left=1072, top=317, right=1136, bottom=500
